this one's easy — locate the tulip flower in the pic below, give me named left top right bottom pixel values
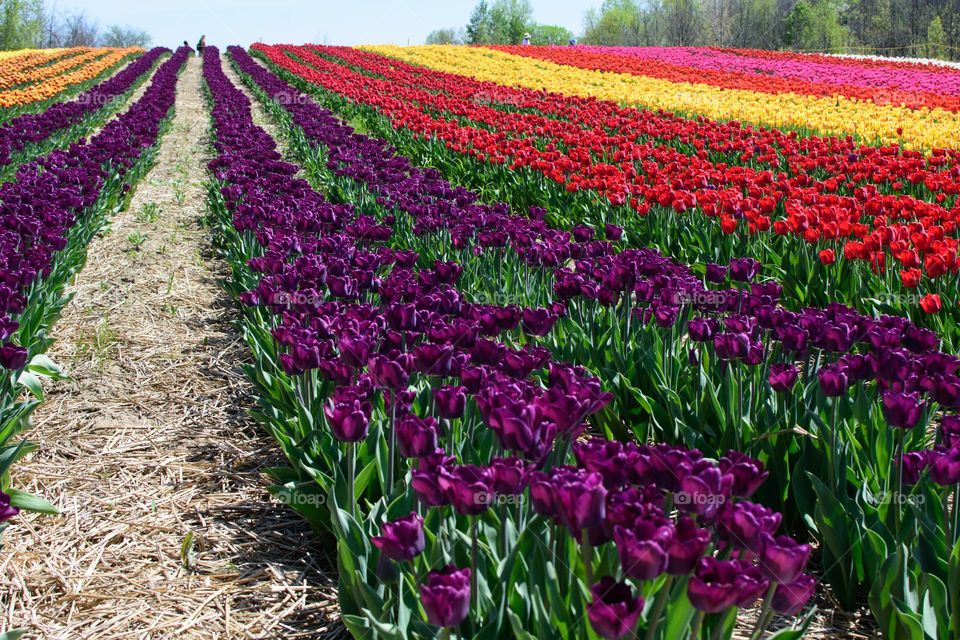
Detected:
left=758, top=534, right=811, bottom=584
left=767, top=363, right=799, bottom=392
left=772, top=574, right=817, bottom=616
left=372, top=513, right=425, bottom=562
left=323, top=399, right=370, bottom=442
left=614, top=519, right=673, bottom=580
left=0, top=490, right=19, bottom=523
left=719, top=451, right=769, bottom=498
left=930, top=444, right=960, bottom=486
left=587, top=577, right=643, bottom=640
left=434, top=385, right=466, bottom=420
left=438, top=465, right=493, bottom=515
left=489, top=456, right=529, bottom=495
left=0, top=343, right=27, bottom=370
left=688, top=558, right=749, bottom=613
left=817, top=366, right=849, bottom=397
left=420, top=565, right=471, bottom=628
left=396, top=414, right=439, bottom=458
left=666, top=517, right=710, bottom=575
left=920, top=293, right=942, bottom=314
left=881, top=391, right=923, bottom=429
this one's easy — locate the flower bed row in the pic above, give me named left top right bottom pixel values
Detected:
left=207, top=44, right=823, bottom=640
left=362, top=45, right=960, bottom=152
left=0, top=45, right=190, bottom=547
left=0, top=48, right=140, bottom=110
left=0, top=47, right=168, bottom=174
left=234, top=45, right=959, bottom=637
left=494, top=45, right=960, bottom=111
left=252, top=44, right=960, bottom=332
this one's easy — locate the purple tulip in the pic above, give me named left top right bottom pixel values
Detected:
left=713, top=332, right=750, bottom=361
left=688, top=558, right=746, bottom=613
left=717, top=501, right=782, bottom=553
left=434, top=385, right=466, bottom=419
left=930, top=445, right=960, bottom=486
left=676, top=461, right=733, bottom=522
left=587, top=577, right=643, bottom=640
left=438, top=465, right=493, bottom=515
left=420, top=565, right=471, bottom=628
left=604, top=224, right=623, bottom=241
left=768, top=363, right=799, bottom=392
left=574, top=437, right=638, bottom=488
left=0, top=490, right=19, bottom=523
left=705, top=263, right=727, bottom=283
left=521, top=307, right=558, bottom=337
left=729, top=258, right=760, bottom=282
left=687, top=317, right=716, bottom=342
left=882, top=391, right=924, bottom=429
left=759, top=534, right=811, bottom=584
left=772, top=574, right=817, bottom=616
left=817, top=366, right=849, bottom=397
left=396, top=415, right=439, bottom=458
left=614, top=519, right=674, bottom=580
left=323, top=399, right=370, bottom=442
left=368, top=354, right=409, bottom=389
left=719, top=451, right=769, bottom=498
left=372, top=513, right=425, bottom=562
left=942, top=415, right=960, bottom=448
left=529, top=466, right=607, bottom=534
left=666, top=517, right=710, bottom=575
left=489, top=456, right=528, bottom=495
left=0, top=343, right=27, bottom=370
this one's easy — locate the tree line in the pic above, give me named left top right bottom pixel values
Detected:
left=1, top=0, right=151, bottom=50
left=427, top=0, right=959, bottom=61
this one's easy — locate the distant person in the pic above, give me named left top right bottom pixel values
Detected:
left=522, top=32, right=531, bottom=45
left=569, top=38, right=577, bottom=46
left=183, top=40, right=190, bottom=49
left=196, top=35, right=206, bottom=57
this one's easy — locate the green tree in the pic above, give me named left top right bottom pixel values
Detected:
left=582, top=0, right=643, bottom=45
left=785, top=0, right=847, bottom=51
left=101, top=24, right=151, bottom=47
left=466, top=0, right=492, bottom=44
left=528, top=23, right=573, bottom=45
left=927, top=15, right=947, bottom=59
left=426, top=27, right=463, bottom=44
left=489, top=0, right=533, bottom=44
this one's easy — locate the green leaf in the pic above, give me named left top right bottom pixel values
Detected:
left=16, top=371, right=43, bottom=401
left=6, top=488, right=58, bottom=514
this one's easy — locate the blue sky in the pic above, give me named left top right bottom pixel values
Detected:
left=62, top=0, right=592, bottom=48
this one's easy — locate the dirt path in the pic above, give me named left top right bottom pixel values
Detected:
left=0, top=55, right=341, bottom=640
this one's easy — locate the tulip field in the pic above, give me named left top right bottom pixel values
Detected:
left=3, top=41, right=960, bottom=640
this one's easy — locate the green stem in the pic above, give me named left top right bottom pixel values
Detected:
left=749, top=583, right=778, bottom=640
left=643, top=575, right=673, bottom=640
left=347, top=441, right=356, bottom=517
left=470, top=516, right=479, bottom=611
left=689, top=610, right=706, bottom=639
left=582, top=531, right=594, bottom=587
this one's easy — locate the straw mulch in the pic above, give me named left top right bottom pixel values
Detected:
left=0, top=55, right=344, bottom=639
